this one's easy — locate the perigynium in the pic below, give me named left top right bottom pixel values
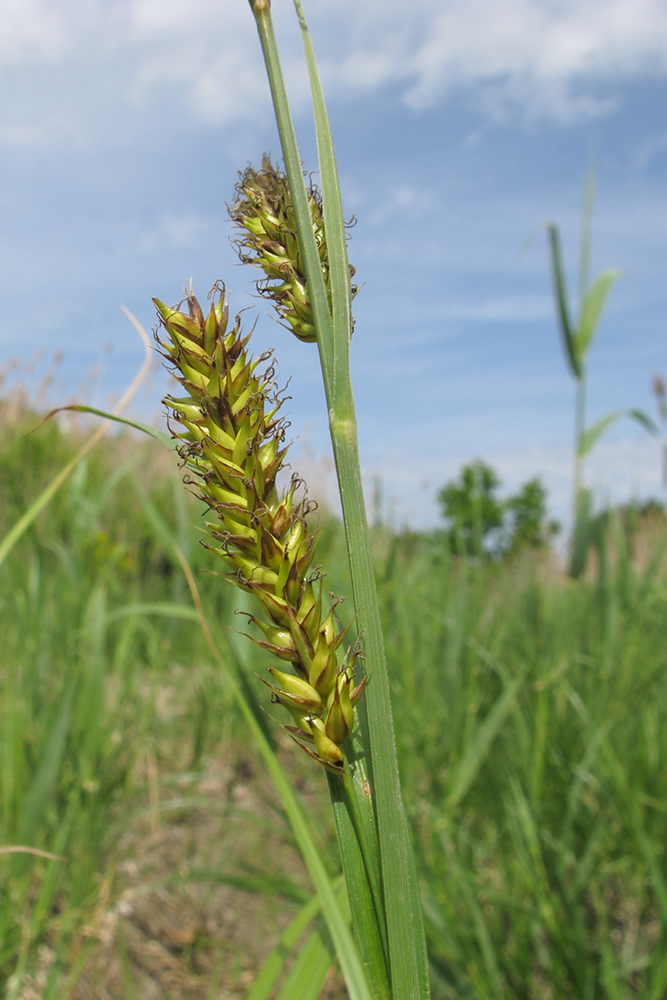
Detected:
left=154, top=282, right=366, bottom=772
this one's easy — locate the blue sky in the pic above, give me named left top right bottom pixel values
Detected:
left=2, top=0, right=667, bottom=528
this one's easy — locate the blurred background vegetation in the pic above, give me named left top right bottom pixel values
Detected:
left=3, top=380, right=667, bottom=999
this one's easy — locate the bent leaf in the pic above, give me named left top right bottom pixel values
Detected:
left=30, top=406, right=175, bottom=451
left=628, top=408, right=660, bottom=438
left=580, top=408, right=660, bottom=458
left=579, top=412, right=623, bottom=458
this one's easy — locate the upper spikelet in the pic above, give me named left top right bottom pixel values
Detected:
left=154, top=283, right=365, bottom=772
left=228, top=155, right=357, bottom=344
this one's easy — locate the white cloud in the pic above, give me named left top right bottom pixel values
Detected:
left=0, top=110, right=82, bottom=147
left=328, top=0, right=667, bottom=121
left=1, top=0, right=667, bottom=146
left=0, top=0, right=66, bottom=64
left=140, top=209, right=212, bottom=252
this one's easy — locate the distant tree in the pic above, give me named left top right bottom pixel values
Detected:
left=505, top=477, right=554, bottom=554
left=438, top=461, right=558, bottom=558
left=438, top=460, right=505, bottom=556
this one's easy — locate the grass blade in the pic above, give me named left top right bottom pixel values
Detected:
left=579, top=408, right=659, bottom=459
left=546, top=223, right=580, bottom=379
left=102, top=603, right=200, bottom=624
left=250, top=3, right=431, bottom=994
left=327, top=766, right=390, bottom=998
left=289, top=5, right=430, bottom=997
left=577, top=268, right=621, bottom=359
left=579, top=411, right=623, bottom=458
left=248, top=0, right=334, bottom=371
left=628, top=408, right=660, bottom=437
left=275, top=916, right=335, bottom=1000
left=293, top=0, right=352, bottom=363
left=11, top=681, right=75, bottom=876
left=446, top=671, right=523, bottom=809
left=246, top=893, right=322, bottom=1000
left=32, top=406, right=175, bottom=451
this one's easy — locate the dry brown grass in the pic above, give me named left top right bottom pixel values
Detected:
left=63, top=718, right=345, bottom=999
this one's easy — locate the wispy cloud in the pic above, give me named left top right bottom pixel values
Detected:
left=140, top=209, right=212, bottom=252
left=2, top=0, right=667, bottom=148
left=330, top=0, right=667, bottom=122
left=0, top=0, right=66, bottom=64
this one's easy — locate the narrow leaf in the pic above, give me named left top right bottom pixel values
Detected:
left=12, top=681, right=75, bottom=876
left=576, top=268, right=621, bottom=360
left=446, top=673, right=523, bottom=808
left=327, top=760, right=390, bottom=998
left=578, top=161, right=596, bottom=306
left=579, top=411, right=623, bottom=458
left=103, top=603, right=200, bottom=624
left=547, top=223, right=580, bottom=379
left=293, top=0, right=353, bottom=369
left=579, top=407, right=658, bottom=461
left=628, top=408, right=660, bottom=437
left=247, top=893, right=321, bottom=1000
left=0, top=320, right=152, bottom=568
left=292, top=5, right=430, bottom=997
left=275, top=916, right=336, bottom=1000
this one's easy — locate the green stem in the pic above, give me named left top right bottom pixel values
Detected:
left=573, top=373, right=586, bottom=518
left=327, top=398, right=430, bottom=1000
left=249, top=3, right=430, bottom=996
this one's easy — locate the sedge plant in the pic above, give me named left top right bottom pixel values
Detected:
left=0, top=3, right=428, bottom=994
left=151, top=2, right=429, bottom=998
left=0, top=0, right=430, bottom=1000
left=546, top=168, right=657, bottom=577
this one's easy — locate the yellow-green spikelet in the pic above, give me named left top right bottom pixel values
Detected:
left=154, top=284, right=366, bottom=772
left=229, top=155, right=357, bottom=344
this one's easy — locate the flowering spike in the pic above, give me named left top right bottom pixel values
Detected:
left=228, top=156, right=357, bottom=343
left=155, top=282, right=367, bottom=773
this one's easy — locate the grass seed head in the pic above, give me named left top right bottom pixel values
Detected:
left=228, top=155, right=357, bottom=344
left=155, top=282, right=365, bottom=773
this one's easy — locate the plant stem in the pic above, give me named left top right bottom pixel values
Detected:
left=573, top=373, right=586, bottom=514
left=248, top=3, right=430, bottom=995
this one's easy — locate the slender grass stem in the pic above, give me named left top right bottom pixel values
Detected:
left=248, top=2, right=430, bottom=996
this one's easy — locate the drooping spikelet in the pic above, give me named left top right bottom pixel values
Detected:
left=154, top=283, right=366, bottom=772
left=228, top=155, right=357, bottom=343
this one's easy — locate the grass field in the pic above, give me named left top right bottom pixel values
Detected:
left=2, top=395, right=667, bottom=999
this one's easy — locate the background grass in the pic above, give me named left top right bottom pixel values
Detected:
left=2, top=395, right=667, bottom=999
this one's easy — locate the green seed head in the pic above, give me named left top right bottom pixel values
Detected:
left=156, top=282, right=365, bottom=774
left=228, top=155, right=357, bottom=344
